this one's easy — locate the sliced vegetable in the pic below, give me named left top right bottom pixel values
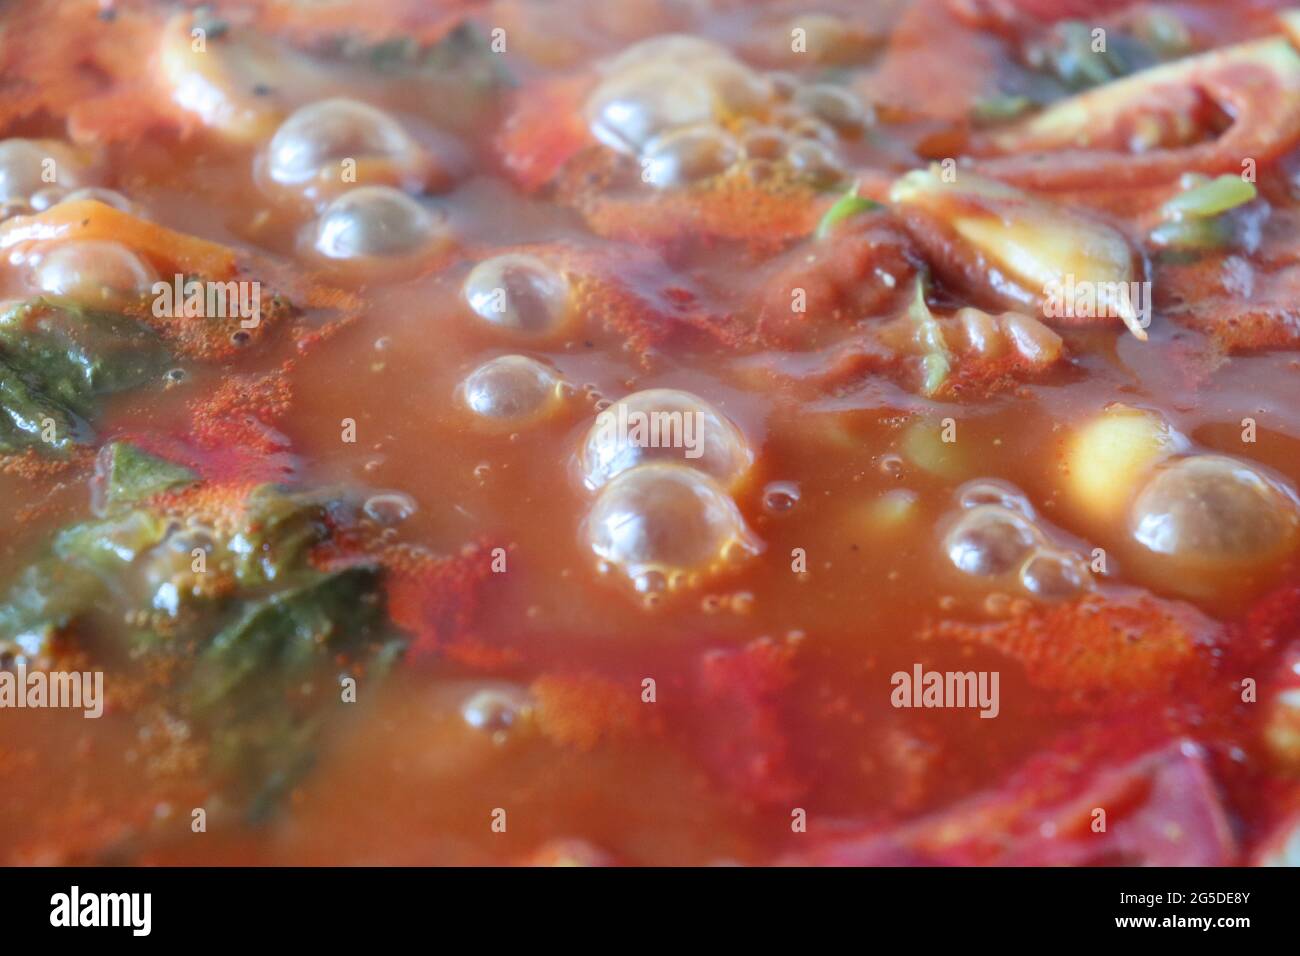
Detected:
left=158, top=10, right=311, bottom=143
left=979, top=37, right=1300, bottom=190
left=0, top=199, right=239, bottom=280
left=1147, top=174, right=1258, bottom=253
left=889, top=166, right=1145, bottom=339
left=1161, top=174, right=1257, bottom=220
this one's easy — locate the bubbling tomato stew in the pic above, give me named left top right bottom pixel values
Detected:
left=1, top=0, right=1300, bottom=866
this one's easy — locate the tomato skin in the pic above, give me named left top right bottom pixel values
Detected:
left=947, top=0, right=1139, bottom=29
left=785, top=735, right=1238, bottom=866
left=1006, top=0, right=1139, bottom=19
left=497, top=76, right=596, bottom=193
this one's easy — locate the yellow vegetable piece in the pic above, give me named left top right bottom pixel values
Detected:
left=1066, top=405, right=1187, bottom=522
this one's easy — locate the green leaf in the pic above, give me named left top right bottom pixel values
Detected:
left=192, top=566, right=383, bottom=710
left=227, top=485, right=334, bottom=586
left=189, top=566, right=393, bottom=814
left=0, top=471, right=398, bottom=820
left=100, top=442, right=197, bottom=511
left=816, top=182, right=881, bottom=239
left=0, top=365, right=85, bottom=454
left=0, top=299, right=171, bottom=456
left=53, top=508, right=170, bottom=570
left=0, top=559, right=105, bottom=657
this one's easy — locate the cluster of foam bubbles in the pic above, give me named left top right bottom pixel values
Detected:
left=575, top=388, right=760, bottom=602
left=0, top=139, right=163, bottom=307
left=584, top=35, right=870, bottom=191
left=942, top=479, right=1093, bottom=604
left=0, top=138, right=148, bottom=228
left=258, top=99, right=450, bottom=262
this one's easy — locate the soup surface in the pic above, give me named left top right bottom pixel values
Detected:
left=2, top=0, right=1300, bottom=866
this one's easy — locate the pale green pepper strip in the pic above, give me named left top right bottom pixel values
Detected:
left=1161, top=174, right=1256, bottom=220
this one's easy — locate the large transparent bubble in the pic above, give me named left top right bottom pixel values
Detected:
left=461, top=355, right=560, bottom=424
left=586, top=65, right=715, bottom=156
left=944, top=504, right=1042, bottom=577
left=641, top=124, right=739, bottom=188
left=1019, top=547, right=1091, bottom=601
left=601, top=35, right=732, bottom=75
left=1130, top=454, right=1300, bottom=566
left=583, top=463, right=761, bottom=592
left=585, top=36, right=772, bottom=156
left=463, top=253, right=571, bottom=335
left=956, top=478, right=1036, bottom=518
left=578, top=388, right=754, bottom=491
left=32, top=240, right=157, bottom=307
left=311, top=186, right=442, bottom=259
left=267, top=98, right=423, bottom=187
left=0, top=139, right=83, bottom=203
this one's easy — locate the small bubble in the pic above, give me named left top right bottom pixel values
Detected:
left=762, top=480, right=801, bottom=514
left=957, top=479, right=1034, bottom=518
left=461, top=686, right=533, bottom=733
left=635, top=569, right=669, bottom=594
left=363, top=491, right=417, bottom=526
left=1019, top=548, right=1090, bottom=601
left=983, top=592, right=1012, bottom=616
left=879, top=454, right=905, bottom=478
left=165, top=367, right=186, bottom=384
left=945, top=505, right=1040, bottom=577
